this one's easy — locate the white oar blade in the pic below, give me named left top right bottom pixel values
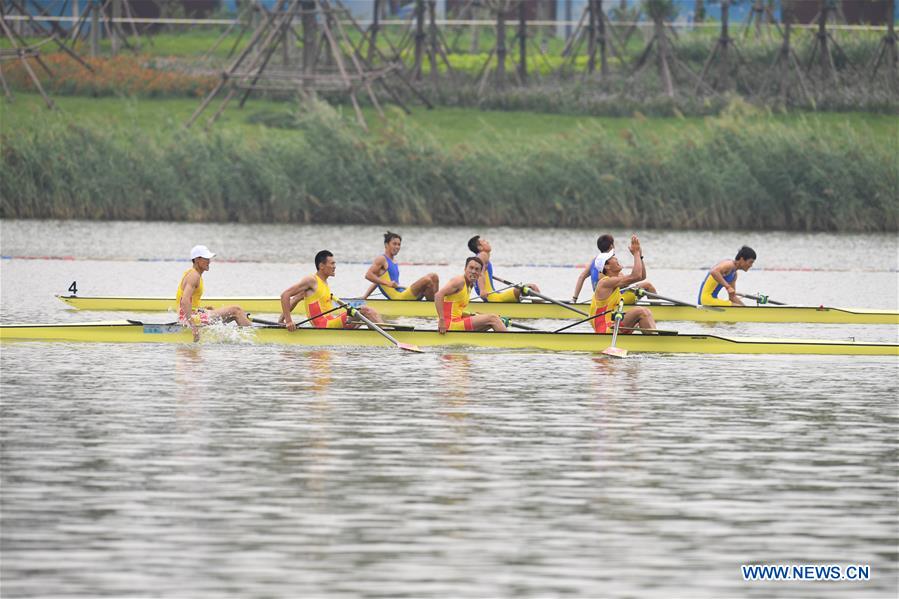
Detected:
left=602, top=346, right=628, bottom=359
left=399, top=342, right=423, bottom=353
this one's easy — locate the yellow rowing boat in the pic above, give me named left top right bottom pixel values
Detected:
left=55, top=295, right=899, bottom=324
left=3, top=321, right=897, bottom=356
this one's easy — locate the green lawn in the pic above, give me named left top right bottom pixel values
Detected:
left=3, top=92, right=896, bottom=149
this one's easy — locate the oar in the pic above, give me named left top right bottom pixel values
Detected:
left=254, top=303, right=348, bottom=330
left=602, top=300, right=628, bottom=358
left=364, top=322, right=416, bottom=332
left=251, top=316, right=285, bottom=327
left=250, top=315, right=415, bottom=332
left=332, top=298, right=423, bottom=353
left=473, top=283, right=517, bottom=301
left=504, top=318, right=540, bottom=331
left=738, top=292, right=787, bottom=306
left=552, top=307, right=616, bottom=333
left=619, top=326, right=678, bottom=336
left=544, top=311, right=678, bottom=336
left=492, top=276, right=588, bottom=317
left=626, top=287, right=725, bottom=312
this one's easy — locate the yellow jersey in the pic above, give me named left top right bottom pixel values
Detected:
left=175, top=267, right=203, bottom=309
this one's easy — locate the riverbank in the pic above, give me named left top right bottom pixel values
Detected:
left=2, top=95, right=895, bottom=231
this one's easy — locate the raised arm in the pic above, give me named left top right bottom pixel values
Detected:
left=596, top=237, right=646, bottom=297
left=571, top=263, right=592, bottom=302
left=280, top=275, right=315, bottom=331
left=598, top=268, right=644, bottom=295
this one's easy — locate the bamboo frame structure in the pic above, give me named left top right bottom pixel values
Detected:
left=757, top=2, right=813, bottom=105
left=743, top=0, right=780, bottom=40
left=561, top=0, right=625, bottom=78
left=630, top=1, right=709, bottom=97
left=0, top=0, right=93, bottom=108
left=804, top=0, right=853, bottom=83
left=868, top=0, right=897, bottom=86
left=696, top=0, right=753, bottom=94
left=406, top=0, right=456, bottom=86
left=185, top=0, right=423, bottom=132
left=473, top=0, right=523, bottom=92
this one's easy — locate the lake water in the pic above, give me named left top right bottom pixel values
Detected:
left=1, top=220, right=897, bottom=598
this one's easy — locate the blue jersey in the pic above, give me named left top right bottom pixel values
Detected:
left=589, top=255, right=602, bottom=290
left=697, top=267, right=737, bottom=304
left=474, top=260, right=496, bottom=297
left=378, top=253, right=407, bottom=296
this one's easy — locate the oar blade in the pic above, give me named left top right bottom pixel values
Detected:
left=251, top=316, right=284, bottom=327
left=398, top=342, right=424, bottom=353
left=602, top=346, right=629, bottom=359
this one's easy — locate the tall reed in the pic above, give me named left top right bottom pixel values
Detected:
left=2, top=103, right=895, bottom=231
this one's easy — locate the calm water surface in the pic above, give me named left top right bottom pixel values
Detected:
left=1, top=220, right=897, bottom=598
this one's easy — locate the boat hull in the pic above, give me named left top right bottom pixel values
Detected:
left=55, top=295, right=899, bottom=324
left=3, top=321, right=897, bottom=356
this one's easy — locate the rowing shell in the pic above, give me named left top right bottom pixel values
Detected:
left=55, top=295, right=899, bottom=325
left=3, top=321, right=897, bottom=356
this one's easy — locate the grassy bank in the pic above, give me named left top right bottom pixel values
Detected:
left=5, top=93, right=897, bottom=145
left=2, top=98, right=896, bottom=232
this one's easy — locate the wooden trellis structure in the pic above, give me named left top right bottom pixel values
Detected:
left=743, top=0, right=779, bottom=40
left=470, top=0, right=519, bottom=91
left=0, top=0, right=93, bottom=108
left=696, top=0, right=752, bottom=94
left=409, top=0, right=456, bottom=85
left=869, top=0, right=897, bottom=85
left=61, top=0, right=144, bottom=56
left=756, top=1, right=812, bottom=105
left=560, top=0, right=626, bottom=78
left=804, top=0, right=854, bottom=83
left=186, top=0, right=426, bottom=131
left=202, top=0, right=262, bottom=61
left=630, top=0, right=709, bottom=97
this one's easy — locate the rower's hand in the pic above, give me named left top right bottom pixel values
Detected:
left=438, top=319, right=447, bottom=335
left=285, top=318, right=296, bottom=332
left=629, top=234, right=640, bottom=255
left=386, top=281, right=398, bottom=289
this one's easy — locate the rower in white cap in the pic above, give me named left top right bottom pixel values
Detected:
left=177, top=245, right=250, bottom=340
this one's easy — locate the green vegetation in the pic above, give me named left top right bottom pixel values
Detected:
left=3, top=24, right=895, bottom=115
left=3, top=97, right=896, bottom=232
left=5, top=93, right=896, bottom=145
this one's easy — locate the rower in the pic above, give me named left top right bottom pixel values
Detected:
left=467, top=235, right=541, bottom=302
left=698, top=246, right=756, bottom=306
left=280, top=250, right=382, bottom=331
left=435, top=257, right=507, bottom=334
left=177, top=245, right=251, bottom=341
left=363, top=231, right=439, bottom=301
left=591, top=235, right=657, bottom=334
left=572, top=233, right=656, bottom=304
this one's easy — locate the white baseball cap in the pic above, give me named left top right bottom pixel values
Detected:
left=593, top=249, right=615, bottom=273
left=190, top=245, right=216, bottom=260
